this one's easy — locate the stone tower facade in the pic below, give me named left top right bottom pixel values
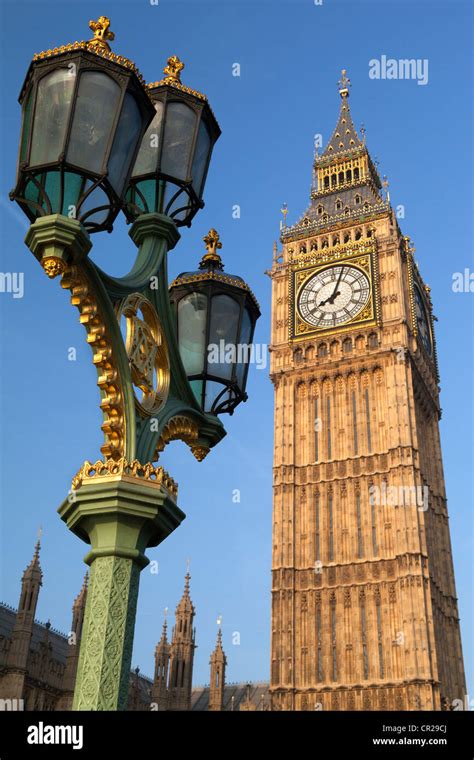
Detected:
left=0, top=540, right=43, bottom=703
left=208, top=629, right=227, bottom=711
left=167, top=573, right=196, bottom=711
left=56, top=573, right=88, bottom=710
left=151, top=618, right=170, bottom=711
left=268, top=71, right=466, bottom=711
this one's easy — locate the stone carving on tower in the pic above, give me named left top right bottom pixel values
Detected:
left=0, top=538, right=43, bottom=703
left=152, top=614, right=171, bottom=711
left=268, top=70, right=466, bottom=711
left=167, top=572, right=196, bottom=711
left=56, top=573, right=88, bottom=710
left=208, top=628, right=227, bottom=711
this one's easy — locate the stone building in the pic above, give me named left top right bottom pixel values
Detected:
left=0, top=542, right=269, bottom=711
left=268, top=70, right=466, bottom=711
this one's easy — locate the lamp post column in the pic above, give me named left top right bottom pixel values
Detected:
left=58, top=462, right=185, bottom=711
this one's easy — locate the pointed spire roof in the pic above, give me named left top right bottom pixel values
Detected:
left=321, top=69, right=364, bottom=158
left=23, top=536, right=43, bottom=583
left=210, top=628, right=227, bottom=663
left=73, top=572, right=88, bottom=609
left=175, top=571, right=195, bottom=616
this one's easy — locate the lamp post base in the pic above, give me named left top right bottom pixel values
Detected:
left=58, top=459, right=184, bottom=711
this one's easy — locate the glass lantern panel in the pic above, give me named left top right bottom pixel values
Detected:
left=67, top=72, right=121, bottom=174
left=204, top=380, right=228, bottom=413
left=77, top=179, right=110, bottom=226
left=19, top=88, right=34, bottom=165
left=191, top=118, right=211, bottom=195
left=132, top=101, right=164, bottom=176
left=207, top=294, right=240, bottom=381
left=178, top=293, right=207, bottom=375
left=161, top=102, right=196, bottom=181
left=30, top=69, right=76, bottom=166
left=236, top=307, right=253, bottom=389
left=190, top=379, right=203, bottom=408
left=108, top=92, right=143, bottom=194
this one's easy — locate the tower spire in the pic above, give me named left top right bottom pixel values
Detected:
left=209, top=624, right=227, bottom=711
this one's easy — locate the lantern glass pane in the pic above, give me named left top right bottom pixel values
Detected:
left=236, top=307, right=253, bottom=389
left=30, top=69, right=76, bottom=165
left=208, top=294, right=240, bottom=381
left=19, top=88, right=34, bottom=164
left=161, top=102, right=196, bottom=181
left=67, top=72, right=121, bottom=173
left=178, top=293, right=207, bottom=375
left=108, top=92, right=143, bottom=194
left=204, top=380, right=228, bottom=413
left=132, top=101, right=164, bottom=176
left=191, top=119, right=211, bottom=194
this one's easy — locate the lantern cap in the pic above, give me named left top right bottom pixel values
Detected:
left=147, top=55, right=208, bottom=102
left=30, top=16, right=146, bottom=86
left=169, top=228, right=260, bottom=312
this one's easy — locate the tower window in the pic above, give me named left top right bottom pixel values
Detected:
left=317, top=205, right=324, bottom=215
left=356, top=493, right=363, bottom=558
left=338, top=171, right=344, bottom=184
left=343, top=338, right=352, bottom=353
left=331, top=174, right=337, bottom=187
left=355, top=229, right=362, bottom=241
left=346, top=169, right=352, bottom=182
left=368, top=333, right=378, bottom=348
left=343, top=232, right=351, bottom=243
left=336, top=200, right=342, bottom=211
left=324, top=176, right=329, bottom=189
left=354, top=167, right=360, bottom=180
left=318, top=343, right=328, bottom=357
left=332, top=235, right=339, bottom=246
left=355, top=194, right=361, bottom=205
left=344, top=206, right=350, bottom=216
left=310, top=240, right=317, bottom=251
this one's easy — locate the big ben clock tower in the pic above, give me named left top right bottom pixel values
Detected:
left=269, top=71, right=466, bottom=711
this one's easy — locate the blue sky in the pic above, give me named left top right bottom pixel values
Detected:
left=0, top=0, right=472, bottom=693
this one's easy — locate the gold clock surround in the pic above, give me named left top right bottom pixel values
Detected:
left=288, top=243, right=381, bottom=341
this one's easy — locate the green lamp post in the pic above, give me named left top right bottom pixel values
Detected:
left=12, top=17, right=260, bottom=710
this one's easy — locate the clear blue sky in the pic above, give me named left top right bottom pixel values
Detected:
left=0, top=0, right=472, bottom=693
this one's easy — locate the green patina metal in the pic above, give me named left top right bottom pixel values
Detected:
left=24, top=211, right=226, bottom=710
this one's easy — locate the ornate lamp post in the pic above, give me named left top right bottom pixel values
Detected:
left=11, top=18, right=260, bottom=710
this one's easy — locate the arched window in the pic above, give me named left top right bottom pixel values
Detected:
left=354, top=167, right=360, bottom=180
left=310, top=240, right=317, bottom=251
left=344, top=232, right=351, bottom=243
left=346, top=169, right=352, bottom=182
left=344, top=206, right=350, bottom=217
left=366, top=228, right=372, bottom=238
left=355, top=194, right=361, bottom=205
left=368, top=333, right=378, bottom=348
left=363, top=202, right=369, bottom=211
left=338, top=171, right=344, bottom=184
left=331, top=174, right=337, bottom=187
left=324, top=176, right=329, bottom=189
left=332, top=235, right=339, bottom=246
left=355, top=228, right=362, bottom=241
left=294, top=348, right=303, bottom=363
left=343, top=338, right=352, bottom=353
left=318, top=205, right=324, bottom=215
left=318, top=343, right=328, bottom=358
left=322, top=237, right=329, bottom=248
left=336, top=199, right=342, bottom=211
left=300, top=244, right=306, bottom=254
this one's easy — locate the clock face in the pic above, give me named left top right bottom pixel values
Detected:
left=414, top=285, right=432, bottom=356
left=297, top=265, right=371, bottom=329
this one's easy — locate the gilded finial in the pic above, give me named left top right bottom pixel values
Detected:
left=88, top=16, right=115, bottom=53
left=163, top=55, right=185, bottom=83
left=200, top=229, right=224, bottom=270
left=404, top=235, right=416, bottom=255
left=338, top=68, right=351, bottom=98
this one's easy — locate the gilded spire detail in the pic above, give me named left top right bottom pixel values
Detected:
left=88, top=16, right=115, bottom=53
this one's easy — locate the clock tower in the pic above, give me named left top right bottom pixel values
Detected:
left=269, top=71, right=466, bottom=711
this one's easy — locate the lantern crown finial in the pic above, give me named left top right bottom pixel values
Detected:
left=163, top=55, right=185, bottom=83
left=88, top=16, right=115, bottom=52
left=200, top=228, right=224, bottom=270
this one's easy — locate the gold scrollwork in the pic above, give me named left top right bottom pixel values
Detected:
left=117, top=293, right=170, bottom=417
left=61, top=264, right=125, bottom=460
